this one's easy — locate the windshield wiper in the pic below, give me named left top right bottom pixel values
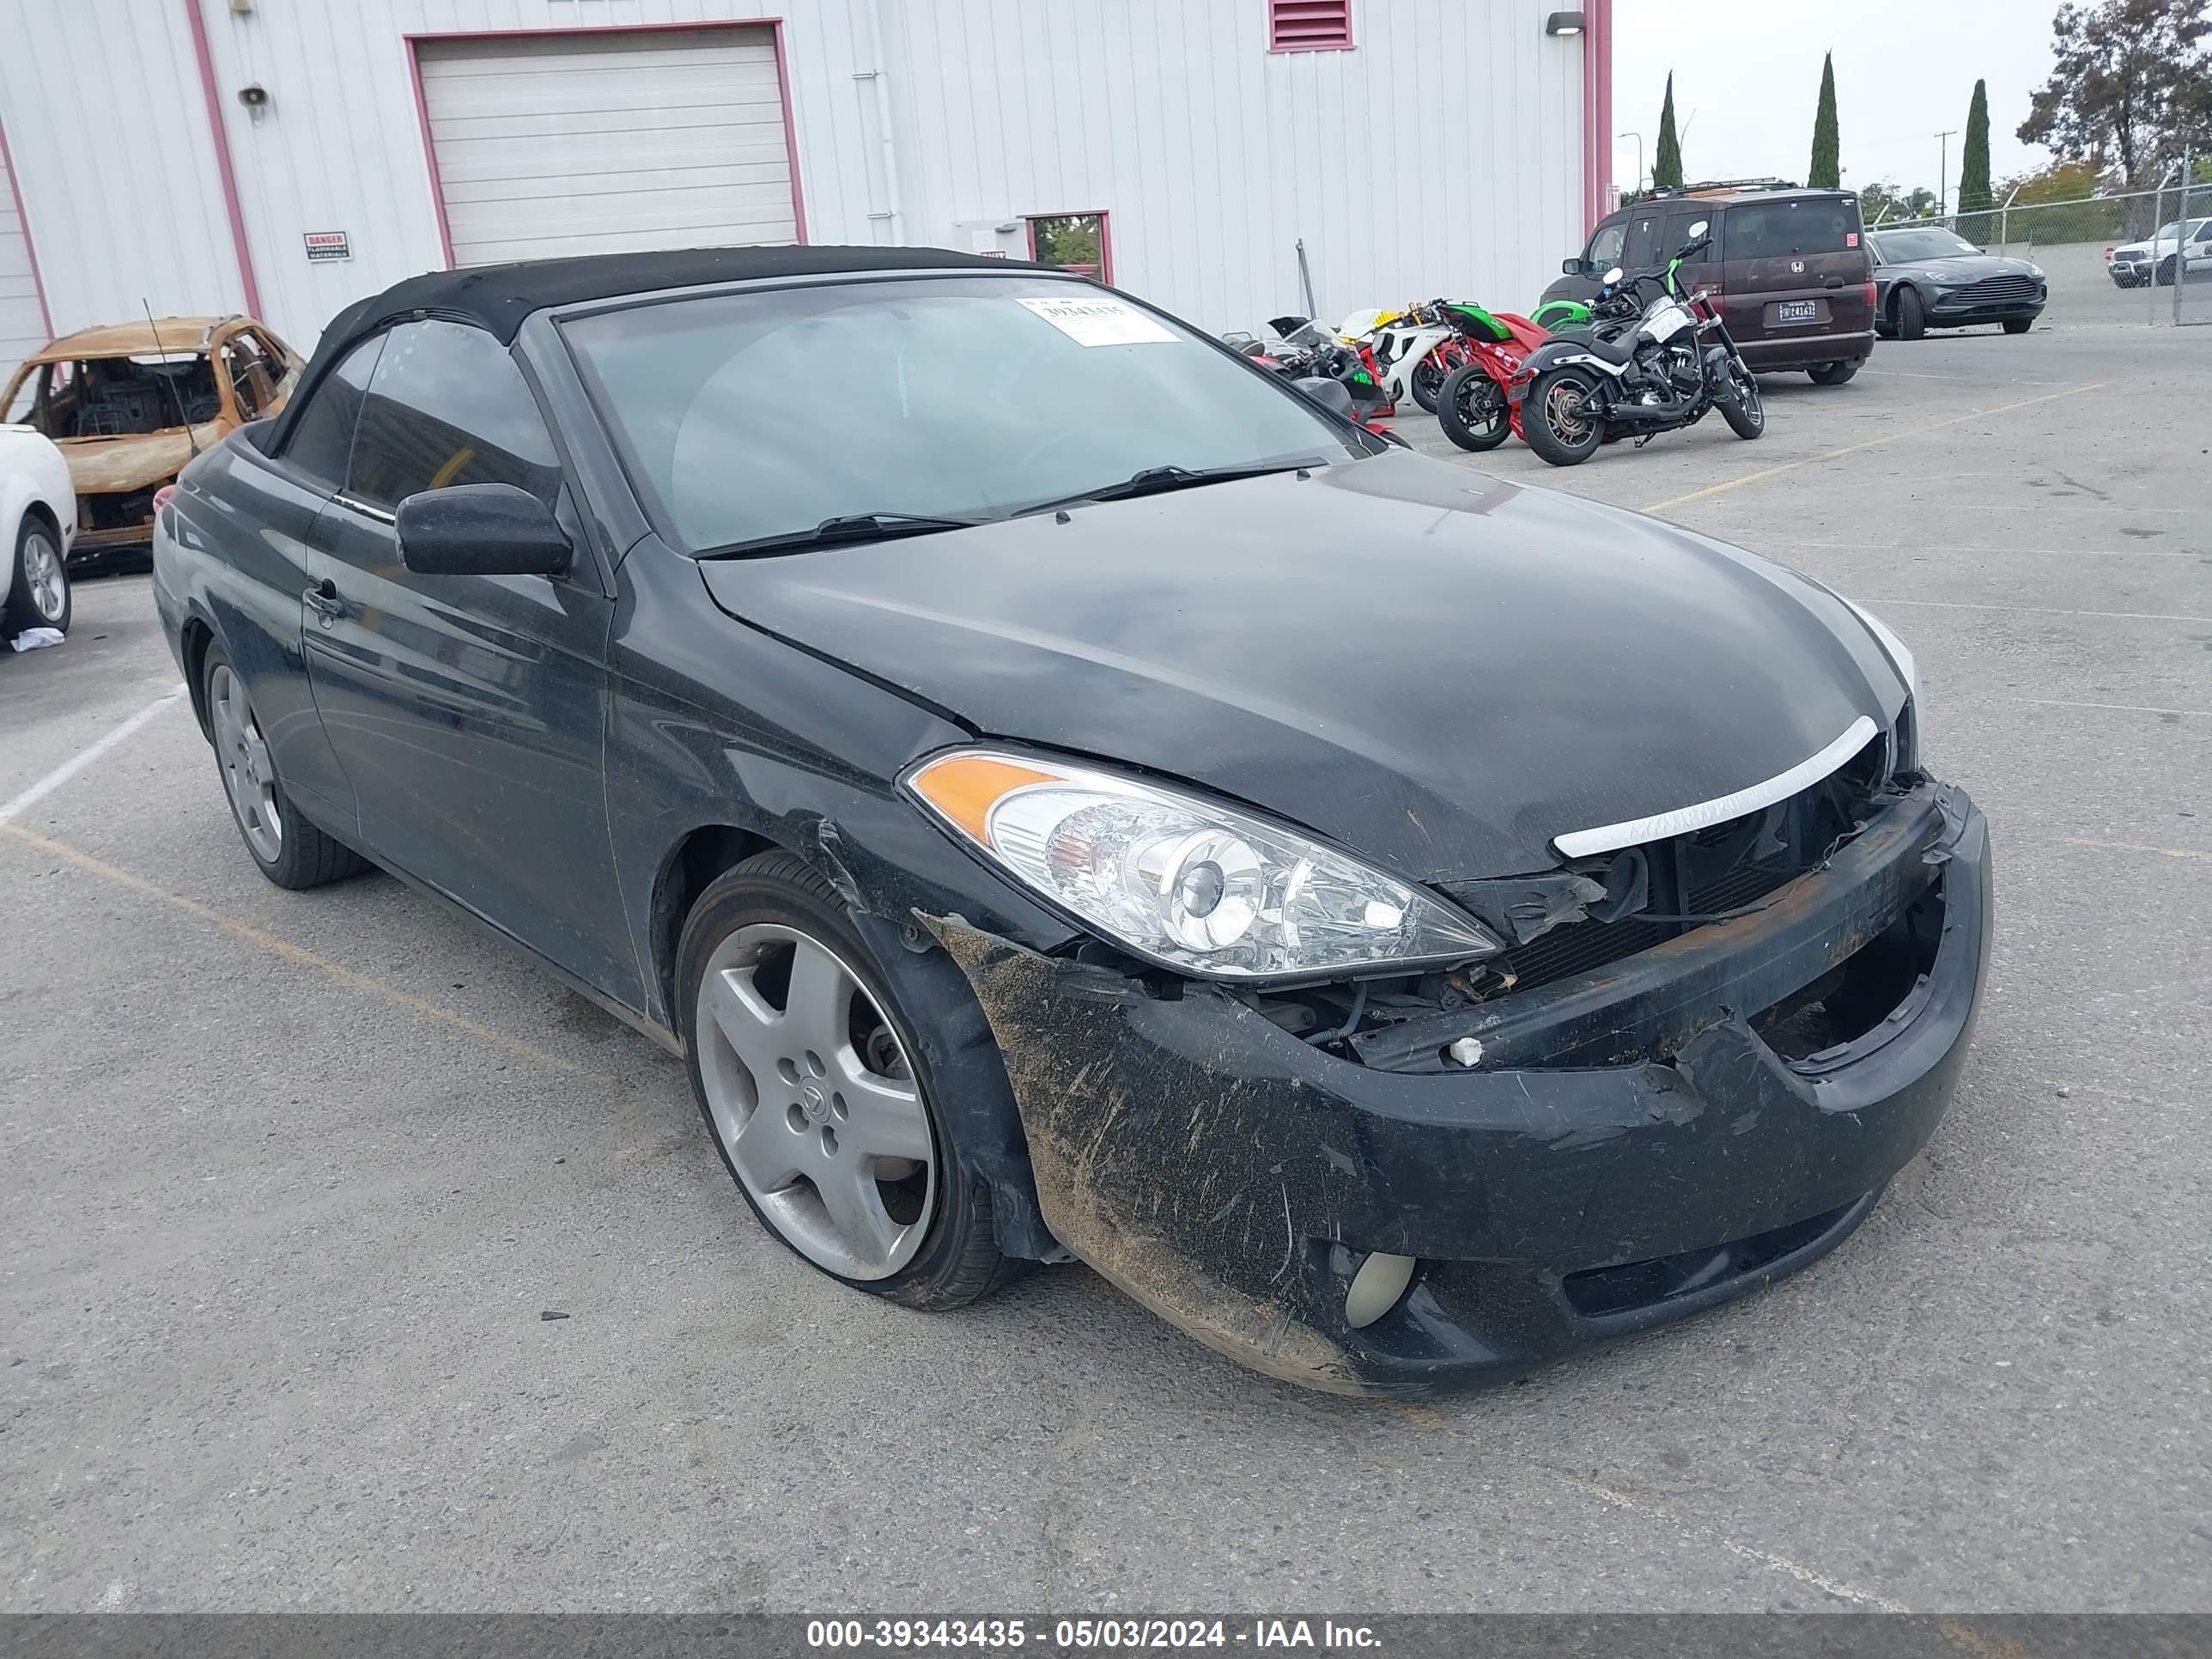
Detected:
left=698, top=512, right=990, bottom=560
left=1017, top=460, right=1323, bottom=517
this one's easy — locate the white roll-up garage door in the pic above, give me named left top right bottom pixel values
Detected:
left=416, top=27, right=799, bottom=268
left=0, top=162, right=49, bottom=391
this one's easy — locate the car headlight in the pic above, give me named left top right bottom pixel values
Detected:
left=2029, top=263, right=2045, bottom=278
left=904, top=749, right=1502, bottom=981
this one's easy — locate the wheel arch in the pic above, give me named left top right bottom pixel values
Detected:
left=179, top=613, right=218, bottom=739
left=650, top=822, right=775, bottom=1021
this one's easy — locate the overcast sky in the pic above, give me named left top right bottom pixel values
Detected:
left=1613, top=2, right=2062, bottom=203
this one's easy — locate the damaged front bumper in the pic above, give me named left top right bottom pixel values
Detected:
left=927, top=781, right=1990, bottom=1398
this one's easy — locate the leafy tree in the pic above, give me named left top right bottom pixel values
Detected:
left=1809, top=53, right=1841, bottom=189
left=1654, top=74, right=1684, bottom=189
left=1957, top=81, right=1996, bottom=244
left=2018, top=0, right=2212, bottom=198
left=1861, top=181, right=1939, bottom=224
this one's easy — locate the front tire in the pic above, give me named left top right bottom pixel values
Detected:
left=201, top=647, right=368, bottom=889
left=1894, top=286, right=1927, bottom=340
left=3, top=517, right=70, bottom=635
left=2155, top=256, right=2177, bottom=287
left=677, top=850, right=1018, bottom=1310
left=1717, top=359, right=1765, bottom=439
left=1434, top=363, right=1512, bottom=452
left=1408, top=350, right=1451, bottom=414
left=1521, top=368, right=1606, bottom=466
left=1807, top=359, right=1860, bottom=386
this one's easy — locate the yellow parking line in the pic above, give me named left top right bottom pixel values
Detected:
left=1, top=821, right=619, bottom=1082
left=1639, top=382, right=2104, bottom=514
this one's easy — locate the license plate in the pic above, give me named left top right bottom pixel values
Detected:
left=1778, top=300, right=1819, bottom=324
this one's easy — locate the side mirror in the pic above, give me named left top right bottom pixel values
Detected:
left=1602, top=265, right=1626, bottom=286
left=1562, top=257, right=1587, bottom=276
left=1687, top=220, right=1709, bottom=238
left=1291, top=376, right=1356, bottom=420
left=396, top=483, right=571, bottom=578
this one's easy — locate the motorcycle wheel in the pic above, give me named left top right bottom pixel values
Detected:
left=1409, top=355, right=1449, bottom=413
left=1435, top=364, right=1512, bottom=452
left=1717, top=360, right=1765, bottom=440
left=1522, top=368, right=1606, bottom=467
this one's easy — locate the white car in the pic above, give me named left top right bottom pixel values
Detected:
left=1, top=423, right=76, bottom=635
left=2107, top=218, right=2212, bottom=288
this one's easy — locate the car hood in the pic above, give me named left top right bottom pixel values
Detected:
left=60, top=424, right=223, bottom=493
left=695, top=452, right=1904, bottom=882
left=1897, top=254, right=2040, bottom=282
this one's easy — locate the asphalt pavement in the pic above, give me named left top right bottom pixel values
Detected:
left=3, top=318, right=2209, bottom=1613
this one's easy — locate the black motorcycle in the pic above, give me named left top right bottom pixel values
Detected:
left=1510, top=219, right=1765, bottom=467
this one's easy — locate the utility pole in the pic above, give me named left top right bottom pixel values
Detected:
left=1620, top=131, right=1644, bottom=195
left=1935, top=129, right=1957, bottom=218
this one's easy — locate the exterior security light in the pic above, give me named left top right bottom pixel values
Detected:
left=1546, top=10, right=1587, bottom=34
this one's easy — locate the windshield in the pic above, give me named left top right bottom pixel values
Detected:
left=1872, top=229, right=1979, bottom=261
left=562, top=275, right=1366, bottom=555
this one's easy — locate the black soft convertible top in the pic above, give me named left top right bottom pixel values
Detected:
left=267, top=243, right=1046, bottom=453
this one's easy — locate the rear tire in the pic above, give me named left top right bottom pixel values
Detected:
left=1894, top=286, right=1927, bottom=340
left=677, top=849, right=1020, bottom=1310
left=1434, top=363, right=1512, bottom=452
left=200, top=646, right=368, bottom=890
left=1521, top=368, right=1606, bottom=466
left=3, top=516, right=70, bottom=635
left=2002, top=318, right=2032, bottom=334
left=1807, top=359, right=1860, bottom=386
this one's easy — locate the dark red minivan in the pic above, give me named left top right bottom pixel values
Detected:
left=1541, top=186, right=1876, bottom=386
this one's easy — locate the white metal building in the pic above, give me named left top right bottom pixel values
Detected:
left=0, top=0, right=1613, bottom=382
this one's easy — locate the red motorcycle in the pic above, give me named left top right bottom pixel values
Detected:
left=1429, top=306, right=1553, bottom=453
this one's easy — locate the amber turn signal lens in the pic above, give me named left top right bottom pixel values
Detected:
left=907, top=754, right=1060, bottom=843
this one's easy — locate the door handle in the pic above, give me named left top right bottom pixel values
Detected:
left=305, top=578, right=344, bottom=628
left=1824, top=276, right=1845, bottom=289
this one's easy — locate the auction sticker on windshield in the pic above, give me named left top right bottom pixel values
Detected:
left=1017, top=295, right=1177, bottom=347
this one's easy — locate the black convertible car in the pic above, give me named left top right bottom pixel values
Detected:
left=153, top=246, right=1990, bottom=1397
left=1869, top=228, right=2046, bottom=337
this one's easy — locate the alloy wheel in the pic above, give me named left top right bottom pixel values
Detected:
left=21, top=530, right=66, bottom=623
left=1543, top=378, right=1594, bottom=444
left=208, top=664, right=283, bottom=862
left=695, top=922, right=936, bottom=1280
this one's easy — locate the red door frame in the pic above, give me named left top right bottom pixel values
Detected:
left=0, top=113, right=53, bottom=340
left=183, top=0, right=264, bottom=319
left=1581, top=0, right=1615, bottom=234
left=402, top=16, right=811, bottom=270
left=1024, top=210, right=1114, bottom=284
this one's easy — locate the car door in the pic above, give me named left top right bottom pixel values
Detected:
left=300, top=318, right=638, bottom=1005
left=1544, top=214, right=1628, bottom=307
left=205, top=332, right=385, bottom=827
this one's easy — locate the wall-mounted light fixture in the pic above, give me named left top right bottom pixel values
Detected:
left=1545, top=10, right=1587, bottom=34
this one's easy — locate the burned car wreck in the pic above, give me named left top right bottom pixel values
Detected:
left=154, top=247, right=1990, bottom=1400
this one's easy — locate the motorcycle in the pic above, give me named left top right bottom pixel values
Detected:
left=1428, top=305, right=1553, bottom=453
left=1508, top=219, right=1763, bottom=467
left=1337, top=301, right=1504, bottom=414
left=1261, top=315, right=1397, bottom=434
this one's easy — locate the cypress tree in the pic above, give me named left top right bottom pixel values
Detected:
left=1808, top=53, right=1840, bottom=188
left=1958, top=79, right=1995, bottom=242
left=1654, top=74, right=1684, bottom=189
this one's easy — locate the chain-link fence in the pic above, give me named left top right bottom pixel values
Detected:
left=2173, top=161, right=2212, bottom=327
left=1867, top=179, right=2212, bottom=325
